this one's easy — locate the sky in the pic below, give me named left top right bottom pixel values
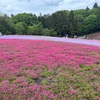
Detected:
left=0, top=0, right=100, bottom=16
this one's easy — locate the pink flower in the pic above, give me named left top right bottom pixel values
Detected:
left=94, top=96, right=100, bottom=100
left=68, top=89, right=77, bottom=95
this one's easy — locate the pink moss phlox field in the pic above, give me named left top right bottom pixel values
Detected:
left=0, top=39, right=100, bottom=100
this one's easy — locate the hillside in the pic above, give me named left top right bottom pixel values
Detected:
left=86, top=32, right=100, bottom=40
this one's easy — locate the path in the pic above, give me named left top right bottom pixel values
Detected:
left=0, top=35, right=100, bottom=46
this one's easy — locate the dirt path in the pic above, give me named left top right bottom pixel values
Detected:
left=0, top=35, right=100, bottom=46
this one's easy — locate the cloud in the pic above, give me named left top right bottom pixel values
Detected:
left=0, top=0, right=100, bottom=16
left=6, top=5, right=14, bottom=12
left=42, top=0, right=62, bottom=6
left=58, top=0, right=100, bottom=11
left=16, top=0, right=32, bottom=2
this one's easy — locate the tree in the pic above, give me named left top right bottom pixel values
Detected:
left=22, top=22, right=28, bottom=35
left=38, top=15, right=46, bottom=28
left=0, top=3, right=100, bottom=37
left=68, top=10, right=78, bottom=37
left=15, top=22, right=25, bottom=35
left=11, top=13, right=38, bottom=26
left=84, top=14, right=97, bottom=34
left=27, top=26, right=34, bottom=35
left=68, top=10, right=74, bottom=37
left=86, top=6, right=90, bottom=10
left=0, top=14, right=15, bottom=35
left=33, top=22, right=43, bottom=35
left=93, top=3, right=98, bottom=8
left=42, top=28, right=50, bottom=36
left=42, top=28, right=57, bottom=36
left=96, top=7, right=100, bottom=31
left=52, top=10, right=68, bottom=36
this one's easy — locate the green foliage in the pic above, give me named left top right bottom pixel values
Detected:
left=41, top=79, right=48, bottom=85
left=11, top=13, right=38, bottom=25
left=0, top=15, right=15, bottom=35
left=9, top=76, right=16, bottom=82
left=15, top=22, right=26, bottom=35
left=33, top=22, right=43, bottom=35
left=84, top=14, right=97, bottom=33
left=86, top=6, right=90, bottom=10
left=0, top=3, right=100, bottom=37
left=41, top=71, right=54, bottom=77
left=27, top=26, right=34, bottom=35
left=0, top=77, right=5, bottom=82
left=68, top=10, right=78, bottom=37
left=96, top=7, right=100, bottom=31
left=44, top=64, right=100, bottom=99
left=42, top=28, right=50, bottom=36
left=39, top=5, right=100, bottom=37
left=93, top=3, right=98, bottom=8
left=52, top=10, right=69, bottom=36
left=49, top=29, right=57, bottom=36
left=26, top=76, right=34, bottom=85
left=42, top=28, right=57, bottom=36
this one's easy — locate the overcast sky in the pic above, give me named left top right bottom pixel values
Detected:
left=0, top=0, right=100, bottom=16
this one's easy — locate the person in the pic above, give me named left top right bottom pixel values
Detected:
left=74, top=35, right=77, bottom=38
left=0, top=32, right=2, bottom=36
left=85, top=36, right=88, bottom=39
left=65, top=34, right=68, bottom=38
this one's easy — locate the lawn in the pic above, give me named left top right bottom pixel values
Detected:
left=0, top=39, right=100, bottom=100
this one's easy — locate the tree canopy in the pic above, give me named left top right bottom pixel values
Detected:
left=0, top=3, right=100, bottom=37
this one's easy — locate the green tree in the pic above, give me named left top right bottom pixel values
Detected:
left=84, top=14, right=97, bottom=34
left=42, top=28, right=57, bottom=36
left=11, top=13, right=38, bottom=26
left=96, top=7, right=100, bottom=31
left=0, top=14, right=15, bottom=35
left=15, top=22, right=25, bottom=35
left=27, top=26, right=34, bottom=35
left=68, top=10, right=78, bottom=37
left=38, top=14, right=46, bottom=28
left=86, top=6, right=90, bottom=10
left=52, top=10, right=69, bottom=36
left=22, top=22, right=28, bottom=35
left=93, top=3, right=98, bottom=8
left=42, top=28, right=50, bottom=36
left=0, top=3, right=100, bottom=37
left=33, top=22, right=43, bottom=35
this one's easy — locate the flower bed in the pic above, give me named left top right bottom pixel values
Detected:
left=0, top=39, right=100, bottom=100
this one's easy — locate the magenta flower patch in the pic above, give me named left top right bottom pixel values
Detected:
left=0, top=39, right=100, bottom=100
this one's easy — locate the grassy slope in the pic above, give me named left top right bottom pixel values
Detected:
left=86, top=32, right=100, bottom=40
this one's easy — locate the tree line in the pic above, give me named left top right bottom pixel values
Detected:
left=0, top=3, right=100, bottom=37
